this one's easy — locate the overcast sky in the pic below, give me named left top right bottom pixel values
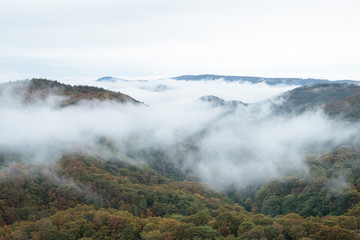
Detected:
left=1, top=0, right=360, bottom=81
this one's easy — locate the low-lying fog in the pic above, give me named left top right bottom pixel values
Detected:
left=1, top=77, right=359, bottom=189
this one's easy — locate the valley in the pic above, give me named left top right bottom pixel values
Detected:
left=0, top=78, right=360, bottom=239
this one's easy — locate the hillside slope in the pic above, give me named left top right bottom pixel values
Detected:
left=0, top=78, right=142, bottom=107
left=325, top=94, right=360, bottom=121
left=0, top=151, right=360, bottom=239
left=270, top=83, right=360, bottom=116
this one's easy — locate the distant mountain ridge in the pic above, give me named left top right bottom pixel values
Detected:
left=173, top=74, right=360, bottom=86
left=96, top=76, right=147, bottom=83
left=96, top=76, right=121, bottom=82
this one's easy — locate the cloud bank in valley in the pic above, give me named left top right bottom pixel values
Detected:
left=197, top=109, right=359, bottom=189
left=0, top=78, right=359, bottom=189
left=74, top=77, right=297, bottom=104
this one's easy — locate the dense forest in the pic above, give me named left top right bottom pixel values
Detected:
left=1, top=79, right=360, bottom=239
left=1, top=150, right=360, bottom=240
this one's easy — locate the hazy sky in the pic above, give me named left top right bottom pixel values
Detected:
left=1, top=0, right=360, bottom=81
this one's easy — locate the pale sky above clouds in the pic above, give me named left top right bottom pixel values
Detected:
left=1, top=0, right=360, bottom=81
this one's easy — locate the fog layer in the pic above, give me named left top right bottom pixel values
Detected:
left=1, top=78, right=359, bottom=189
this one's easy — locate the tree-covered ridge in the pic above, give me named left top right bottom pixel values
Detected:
left=271, top=83, right=360, bottom=115
left=0, top=78, right=142, bottom=107
left=0, top=150, right=360, bottom=239
left=0, top=153, right=231, bottom=224
left=173, top=74, right=360, bottom=86
left=194, top=82, right=360, bottom=121
left=229, top=147, right=360, bottom=219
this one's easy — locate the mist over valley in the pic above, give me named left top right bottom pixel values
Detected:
left=2, top=0, right=360, bottom=237
left=1, top=76, right=360, bottom=239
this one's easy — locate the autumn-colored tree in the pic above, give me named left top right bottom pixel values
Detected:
left=218, top=220, right=231, bottom=237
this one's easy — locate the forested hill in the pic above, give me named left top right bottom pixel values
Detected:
left=202, top=83, right=360, bottom=121
left=1, top=151, right=360, bottom=239
left=271, top=83, right=360, bottom=117
left=0, top=78, right=142, bottom=107
left=173, top=74, right=360, bottom=86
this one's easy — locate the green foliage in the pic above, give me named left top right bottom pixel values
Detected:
left=231, top=147, right=360, bottom=218
left=0, top=147, right=360, bottom=239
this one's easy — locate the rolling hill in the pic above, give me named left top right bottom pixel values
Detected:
left=270, top=83, right=360, bottom=116
left=0, top=78, right=142, bottom=107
